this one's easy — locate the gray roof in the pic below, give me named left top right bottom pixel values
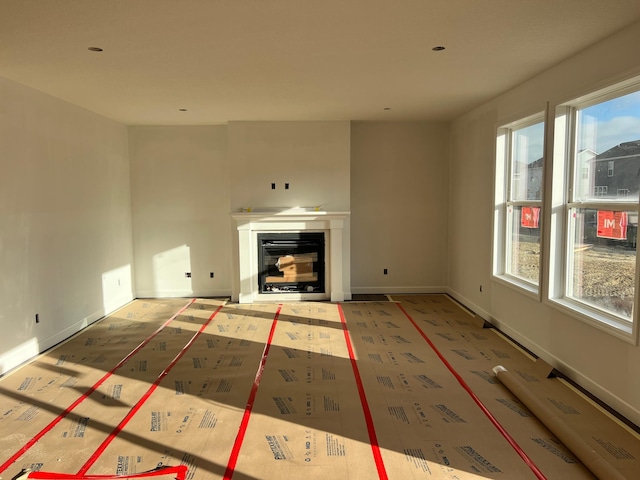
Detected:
left=596, top=140, right=640, bottom=160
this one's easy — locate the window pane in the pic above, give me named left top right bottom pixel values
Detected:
left=510, top=122, right=544, bottom=202
left=506, top=205, right=541, bottom=284
left=567, top=208, right=636, bottom=319
left=574, top=91, right=640, bottom=202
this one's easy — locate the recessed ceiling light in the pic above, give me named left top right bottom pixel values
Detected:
left=88, top=47, right=103, bottom=52
left=432, top=46, right=445, bottom=51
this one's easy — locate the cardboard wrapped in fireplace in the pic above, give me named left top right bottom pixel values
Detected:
left=267, top=252, right=319, bottom=282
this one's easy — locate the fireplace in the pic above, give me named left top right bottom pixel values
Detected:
left=232, top=209, right=350, bottom=303
left=258, top=232, right=325, bottom=294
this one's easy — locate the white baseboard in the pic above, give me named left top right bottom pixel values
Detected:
left=446, top=287, right=640, bottom=428
left=0, top=339, right=41, bottom=376
left=44, top=309, right=105, bottom=347
left=136, top=289, right=232, bottom=299
left=103, top=293, right=135, bottom=317
left=444, top=288, right=492, bottom=320
left=351, top=286, right=448, bottom=295
left=492, top=315, right=640, bottom=428
left=0, top=298, right=131, bottom=376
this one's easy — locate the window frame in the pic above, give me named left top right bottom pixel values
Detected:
left=548, top=80, right=640, bottom=343
left=493, top=112, right=546, bottom=297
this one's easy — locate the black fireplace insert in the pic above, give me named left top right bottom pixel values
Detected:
left=257, top=232, right=325, bottom=294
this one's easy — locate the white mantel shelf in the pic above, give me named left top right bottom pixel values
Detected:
left=232, top=210, right=350, bottom=304
left=232, top=209, right=350, bottom=221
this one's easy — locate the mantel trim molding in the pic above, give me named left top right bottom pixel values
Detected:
left=232, top=210, right=350, bottom=304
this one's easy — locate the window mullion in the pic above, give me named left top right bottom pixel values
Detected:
left=568, top=201, right=639, bottom=211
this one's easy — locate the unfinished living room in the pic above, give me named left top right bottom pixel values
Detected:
left=2, top=2, right=640, bottom=480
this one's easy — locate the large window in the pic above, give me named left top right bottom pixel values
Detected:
left=551, top=85, right=640, bottom=337
left=494, top=115, right=545, bottom=292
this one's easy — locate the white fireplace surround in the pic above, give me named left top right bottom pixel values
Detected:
left=232, top=209, right=350, bottom=303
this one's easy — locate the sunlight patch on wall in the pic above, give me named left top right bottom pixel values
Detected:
left=152, top=245, right=193, bottom=297
left=102, top=264, right=134, bottom=315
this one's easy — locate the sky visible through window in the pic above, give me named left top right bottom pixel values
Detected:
left=522, top=90, right=640, bottom=163
left=579, top=90, right=640, bottom=154
left=521, top=122, right=544, bottom=163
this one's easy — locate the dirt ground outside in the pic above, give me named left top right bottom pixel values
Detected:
left=513, top=241, right=636, bottom=316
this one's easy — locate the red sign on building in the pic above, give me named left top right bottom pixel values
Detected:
left=521, top=206, right=540, bottom=228
left=597, top=210, right=628, bottom=240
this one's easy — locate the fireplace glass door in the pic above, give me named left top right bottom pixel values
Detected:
left=258, top=232, right=325, bottom=294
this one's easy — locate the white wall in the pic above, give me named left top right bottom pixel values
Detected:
left=5, top=16, right=639, bottom=426
left=448, top=20, right=640, bottom=425
left=128, top=126, right=231, bottom=298
left=129, top=121, right=454, bottom=302
left=228, top=121, right=351, bottom=211
left=129, top=122, right=353, bottom=301
left=0, top=76, right=133, bottom=375
left=228, top=121, right=352, bottom=300
left=350, top=122, right=450, bottom=293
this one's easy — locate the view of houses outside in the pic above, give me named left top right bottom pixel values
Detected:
left=567, top=90, right=640, bottom=318
left=508, top=122, right=544, bottom=284
left=511, top=91, right=640, bottom=319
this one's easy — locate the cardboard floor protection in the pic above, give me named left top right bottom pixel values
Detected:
left=0, top=295, right=639, bottom=479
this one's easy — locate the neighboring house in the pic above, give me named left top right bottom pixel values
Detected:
left=526, top=157, right=543, bottom=200
left=518, top=144, right=640, bottom=247
left=522, top=149, right=597, bottom=201
left=587, top=140, right=640, bottom=247
left=575, top=148, right=598, bottom=199
left=512, top=158, right=544, bottom=242
left=591, top=140, right=640, bottom=198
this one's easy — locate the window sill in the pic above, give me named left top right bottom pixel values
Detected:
left=547, top=297, right=637, bottom=345
left=492, top=274, right=540, bottom=301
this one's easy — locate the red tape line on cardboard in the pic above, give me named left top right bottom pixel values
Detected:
left=0, top=299, right=197, bottom=475
left=76, top=304, right=224, bottom=475
left=397, top=303, right=548, bottom=480
left=27, top=465, right=187, bottom=480
left=223, top=305, right=281, bottom=480
left=338, top=304, right=389, bottom=480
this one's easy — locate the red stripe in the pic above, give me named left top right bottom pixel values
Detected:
left=28, top=465, right=187, bottom=480
left=76, top=304, right=224, bottom=476
left=396, top=303, right=548, bottom=480
left=223, top=305, right=281, bottom=480
left=337, top=304, right=388, bottom=480
left=0, top=299, right=196, bottom=475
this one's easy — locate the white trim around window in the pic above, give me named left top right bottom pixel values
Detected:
left=493, top=113, right=545, bottom=298
left=547, top=81, right=640, bottom=344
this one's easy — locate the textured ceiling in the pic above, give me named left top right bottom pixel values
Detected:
left=1, top=0, right=640, bottom=125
